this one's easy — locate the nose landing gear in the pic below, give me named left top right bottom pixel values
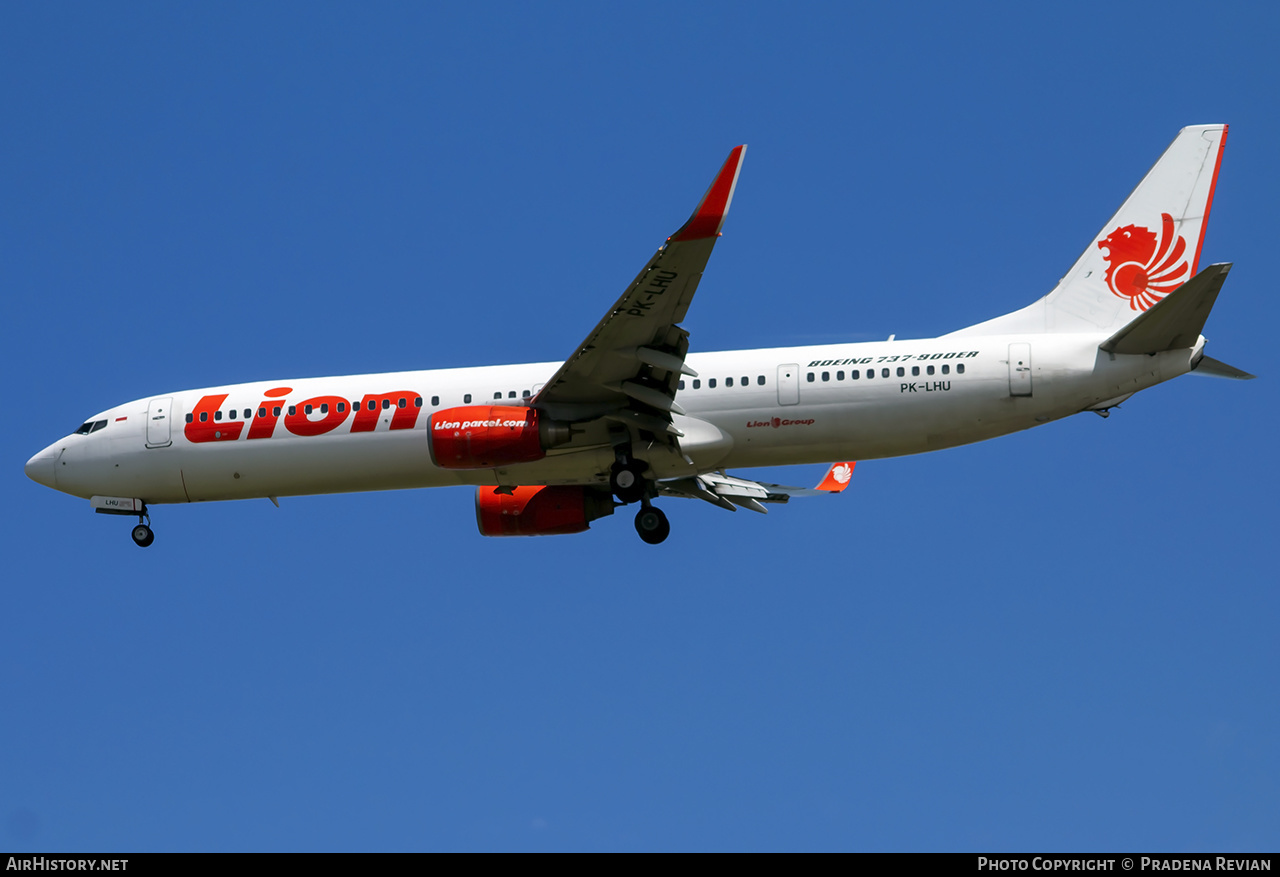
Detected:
left=131, top=522, right=155, bottom=548
left=91, top=497, right=156, bottom=547
left=129, top=504, right=154, bottom=548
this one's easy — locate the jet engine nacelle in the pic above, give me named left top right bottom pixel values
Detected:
left=428, top=405, right=571, bottom=470
left=475, top=485, right=615, bottom=537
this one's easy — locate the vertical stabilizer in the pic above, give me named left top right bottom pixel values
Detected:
left=950, top=125, right=1228, bottom=337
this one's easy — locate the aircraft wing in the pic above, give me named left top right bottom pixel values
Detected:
left=659, top=462, right=856, bottom=513
left=532, top=146, right=747, bottom=431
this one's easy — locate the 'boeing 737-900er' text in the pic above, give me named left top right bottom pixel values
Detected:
left=25, top=126, right=1253, bottom=546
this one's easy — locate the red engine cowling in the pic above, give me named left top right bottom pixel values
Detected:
left=475, top=485, right=615, bottom=537
left=429, top=406, right=569, bottom=470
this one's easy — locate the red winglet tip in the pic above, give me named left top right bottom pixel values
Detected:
left=816, top=462, right=856, bottom=493
left=670, top=145, right=747, bottom=242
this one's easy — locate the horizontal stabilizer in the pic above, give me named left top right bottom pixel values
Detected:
left=1192, top=355, right=1256, bottom=380
left=1100, top=263, right=1231, bottom=355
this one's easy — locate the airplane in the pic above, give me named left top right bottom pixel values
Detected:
left=24, top=125, right=1253, bottom=547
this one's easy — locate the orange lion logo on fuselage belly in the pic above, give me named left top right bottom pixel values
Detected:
left=1097, top=212, right=1190, bottom=311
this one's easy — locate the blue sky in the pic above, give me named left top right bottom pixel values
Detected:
left=3, top=2, right=1277, bottom=852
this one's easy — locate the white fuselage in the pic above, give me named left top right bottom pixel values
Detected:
left=26, top=332, right=1200, bottom=506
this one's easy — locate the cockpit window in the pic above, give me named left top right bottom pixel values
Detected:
left=76, top=419, right=107, bottom=435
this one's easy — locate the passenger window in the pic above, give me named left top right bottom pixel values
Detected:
left=273, top=406, right=281, bottom=416
left=757, top=375, right=765, bottom=386
left=912, top=366, right=920, bottom=376
left=494, top=392, right=502, bottom=400
left=431, top=396, right=440, bottom=406
left=337, top=403, right=345, bottom=413
left=244, top=409, right=251, bottom=419
left=185, top=414, right=193, bottom=424
left=399, top=398, right=407, bottom=408
left=957, top=363, right=965, bottom=374
left=741, top=376, right=748, bottom=386
left=366, top=400, right=376, bottom=411
left=821, top=372, right=829, bottom=382
left=258, top=408, right=266, bottom=417
left=836, top=370, right=844, bottom=381
left=851, top=370, right=860, bottom=380
left=228, top=409, right=236, bottom=420
left=709, top=378, right=717, bottom=388
left=726, top=377, right=734, bottom=387
left=941, top=364, right=950, bottom=375
left=692, top=380, right=701, bottom=389
left=305, top=405, right=313, bottom=415
left=507, top=391, right=515, bottom=399
left=881, top=368, right=890, bottom=378
left=866, top=369, right=873, bottom=380
left=382, top=399, right=391, bottom=410
left=414, top=397, right=423, bottom=407
left=897, top=367, right=905, bottom=377
left=806, top=373, right=815, bottom=383
left=677, top=380, right=685, bottom=390
left=522, top=390, right=531, bottom=398
left=321, top=403, right=330, bottom=414
left=288, top=406, right=296, bottom=416
left=214, top=410, right=223, bottom=421
left=200, top=412, right=209, bottom=422
left=927, top=365, right=935, bottom=375
left=464, top=394, right=472, bottom=404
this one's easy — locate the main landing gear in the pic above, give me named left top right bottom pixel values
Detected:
left=610, top=458, right=648, bottom=504
left=611, top=451, right=669, bottom=544
left=633, top=502, right=670, bottom=545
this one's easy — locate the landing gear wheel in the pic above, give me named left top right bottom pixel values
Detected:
left=634, top=506, right=670, bottom=545
left=131, top=523, right=154, bottom=548
left=610, top=460, right=648, bottom=504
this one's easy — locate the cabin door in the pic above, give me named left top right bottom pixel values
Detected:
left=1008, top=344, right=1032, bottom=396
left=146, top=397, right=173, bottom=448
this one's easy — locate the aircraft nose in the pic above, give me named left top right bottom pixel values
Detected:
left=24, top=447, right=57, bottom=489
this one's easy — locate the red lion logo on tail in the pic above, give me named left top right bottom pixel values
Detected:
left=1097, top=213, right=1189, bottom=311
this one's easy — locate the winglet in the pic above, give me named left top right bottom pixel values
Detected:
left=669, top=145, right=747, bottom=242
left=815, top=462, right=855, bottom=493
